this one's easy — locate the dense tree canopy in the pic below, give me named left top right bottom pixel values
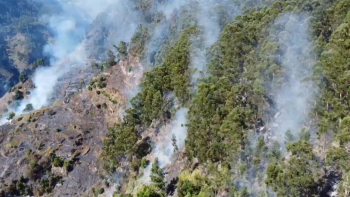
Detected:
left=100, top=0, right=350, bottom=196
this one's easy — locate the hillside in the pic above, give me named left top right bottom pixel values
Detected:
left=0, top=0, right=53, bottom=97
left=2, top=0, right=350, bottom=197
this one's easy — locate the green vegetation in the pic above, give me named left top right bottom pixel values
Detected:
left=19, top=72, right=27, bottom=82
left=101, top=91, right=118, bottom=104
left=116, top=41, right=128, bottom=58
left=266, top=131, right=320, bottom=196
left=89, top=76, right=107, bottom=91
left=32, top=58, right=45, bottom=68
left=13, top=90, right=24, bottom=100
left=171, top=134, right=178, bottom=152
left=37, top=176, right=61, bottom=195
left=141, top=158, right=149, bottom=169
left=8, top=112, right=15, bottom=120
left=130, top=25, right=149, bottom=56
left=102, top=28, right=197, bottom=173
left=0, top=0, right=50, bottom=95
left=150, top=158, right=166, bottom=195
left=0, top=149, right=66, bottom=196
left=23, top=103, right=33, bottom=111
left=136, top=185, right=162, bottom=197
left=177, top=170, right=210, bottom=197
left=103, top=103, right=108, bottom=109
left=0, top=177, right=33, bottom=196
left=137, top=158, right=166, bottom=197
left=50, top=152, right=64, bottom=167
left=92, top=187, right=105, bottom=196
left=3, top=0, right=350, bottom=196
left=100, top=0, right=350, bottom=196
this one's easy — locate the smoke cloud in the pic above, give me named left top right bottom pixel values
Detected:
left=270, top=13, right=317, bottom=146
left=190, top=1, right=220, bottom=87
left=191, top=0, right=240, bottom=88
left=232, top=13, right=318, bottom=196
left=15, top=1, right=90, bottom=112
left=141, top=108, right=189, bottom=184
left=0, top=0, right=140, bottom=122
left=157, top=0, right=190, bottom=19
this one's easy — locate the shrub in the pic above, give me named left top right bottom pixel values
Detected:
left=130, top=158, right=141, bottom=172
left=13, top=90, right=24, bottom=100
left=63, top=160, right=72, bottom=171
left=141, top=158, right=149, bottom=169
left=23, top=104, right=34, bottom=112
left=8, top=112, right=15, bottom=120
left=19, top=73, right=27, bottom=82
left=98, top=82, right=107, bottom=89
left=50, top=152, right=64, bottom=167
left=93, top=187, right=105, bottom=196
left=52, top=157, right=64, bottom=167
left=32, top=58, right=45, bottom=68
left=136, top=185, right=161, bottom=197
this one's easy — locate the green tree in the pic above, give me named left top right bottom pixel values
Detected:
left=13, top=90, right=24, bottom=100
left=19, top=72, right=27, bottom=82
left=150, top=158, right=166, bottom=195
left=116, top=41, right=128, bottom=58
left=266, top=135, right=320, bottom=196
left=106, top=50, right=116, bottom=68
left=137, top=185, right=162, bottom=197
left=172, top=134, right=178, bottom=152
left=32, top=58, right=45, bottom=68
left=8, top=112, right=15, bottom=120
left=23, top=103, right=34, bottom=112
left=177, top=170, right=208, bottom=197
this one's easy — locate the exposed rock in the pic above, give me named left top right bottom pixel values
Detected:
left=52, top=166, right=68, bottom=177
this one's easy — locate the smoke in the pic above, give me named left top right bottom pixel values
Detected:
left=95, top=3, right=140, bottom=51
left=157, top=0, right=190, bottom=19
left=190, top=0, right=221, bottom=87
left=141, top=108, right=189, bottom=184
left=0, top=0, right=140, bottom=120
left=270, top=13, right=317, bottom=144
left=197, top=0, right=222, bottom=47
left=231, top=13, right=318, bottom=196
left=191, top=0, right=240, bottom=88
left=14, top=1, right=90, bottom=112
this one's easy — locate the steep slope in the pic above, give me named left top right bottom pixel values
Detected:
left=0, top=56, right=142, bottom=196
left=3, top=0, right=350, bottom=197
left=0, top=0, right=51, bottom=96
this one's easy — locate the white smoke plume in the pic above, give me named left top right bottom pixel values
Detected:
left=0, top=0, right=140, bottom=121
left=191, top=0, right=240, bottom=88
left=191, top=0, right=221, bottom=87
left=157, top=0, right=190, bottom=19
left=197, top=0, right=222, bottom=47
left=232, top=13, right=318, bottom=196
left=269, top=13, right=317, bottom=146
left=141, top=108, right=189, bottom=184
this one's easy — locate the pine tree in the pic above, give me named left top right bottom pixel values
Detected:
left=136, top=185, right=161, bottom=197
left=150, top=158, right=166, bottom=195
left=172, top=134, right=178, bottom=152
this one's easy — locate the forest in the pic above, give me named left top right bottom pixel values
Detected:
left=104, top=0, right=350, bottom=196
left=2, top=0, right=350, bottom=196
